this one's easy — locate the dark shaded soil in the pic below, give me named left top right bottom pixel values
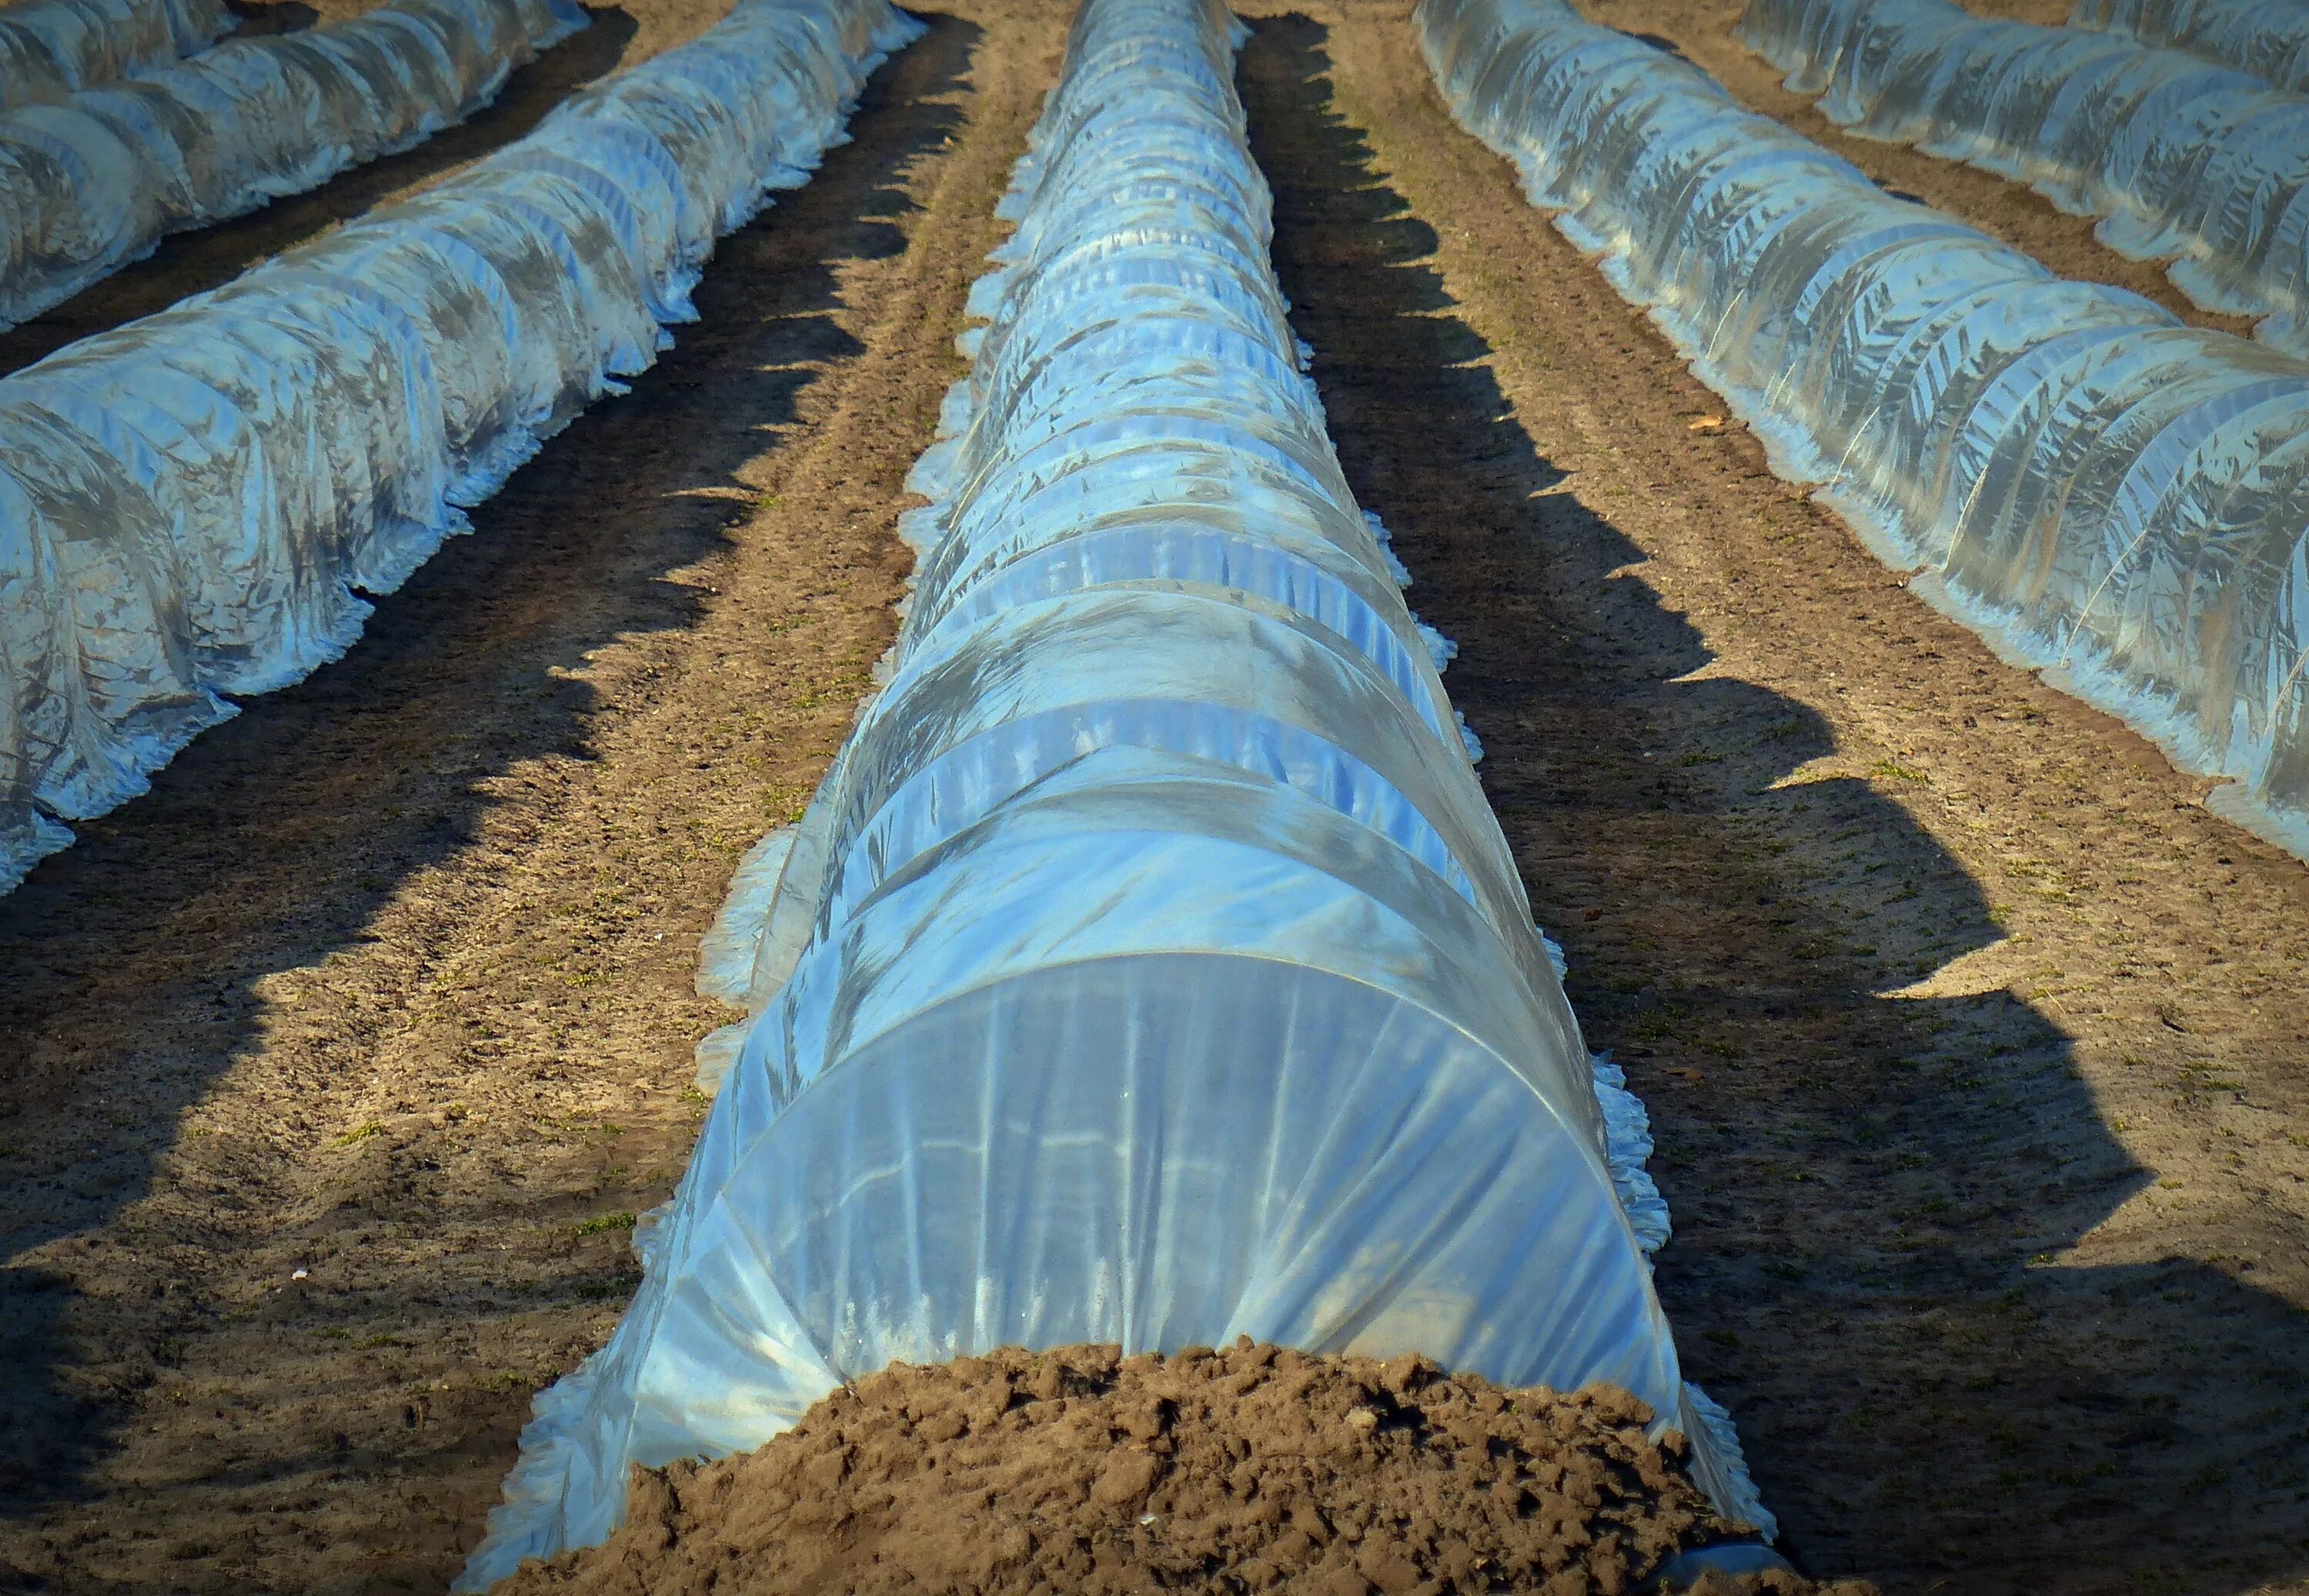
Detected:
left=493, top=1344, right=1869, bottom=1596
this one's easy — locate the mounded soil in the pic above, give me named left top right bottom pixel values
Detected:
left=1, top=0, right=2307, bottom=1592
left=493, top=1344, right=1866, bottom=1596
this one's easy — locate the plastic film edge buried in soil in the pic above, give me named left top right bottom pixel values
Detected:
left=0, top=0, right=928, bottom=896
left=1415, top=0, right=2309, bottom=865
left=455, top=0, right=1783, bottom=1584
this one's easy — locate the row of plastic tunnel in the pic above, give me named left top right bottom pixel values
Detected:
left=460, top=0, right=1773, bottom=1581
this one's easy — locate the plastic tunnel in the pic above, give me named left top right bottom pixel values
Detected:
left=0, top=0, right=590, bottom=331
left=0, top=0, right=924, bottom=894
left=2071, top=0, right=2309, bottom=98
left=1739, top=0, right=2309, bottom=359
left=0, top=0, right=229, bottom=109
left=453, top=0, right=1776, bottom=1584
left=1417, top=0, right=2309, bottom=863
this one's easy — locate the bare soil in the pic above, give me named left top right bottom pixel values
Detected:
left=1232, top=2, right=2309, bottom=1591
left=493, top=1344, right=1865, bottom=1596
left=2, top=0, right=2307, bottom=1593
left=1963, top=0, right=2082, bottom=26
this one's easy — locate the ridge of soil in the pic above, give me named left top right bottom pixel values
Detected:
left=492, top=1344, right=1868, bottom=1596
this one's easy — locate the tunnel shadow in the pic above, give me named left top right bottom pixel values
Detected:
left=0, top=8, right=974, bottom=1543
left=1240, top=15, right=2309, bottom=1595
left=0, top=2, right=645, bottom=379
left=222, top=0, right=322, bottom=35
left=1626, top=28, right=1689, bottom=61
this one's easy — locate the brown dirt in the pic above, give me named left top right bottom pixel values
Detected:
left=1962, top=0, right=2077, bottom=25
left=1573, top=0, right=2257, bottom=339
left=1232, top=2, right=2309, bottom=1592
left=0, top=0, right=1064, bottom=1589
left=493, top=1344, right=1867, bottom=1596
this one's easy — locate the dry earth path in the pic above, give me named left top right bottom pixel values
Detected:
left=1234, top=3, right=2309, bottom=1593
left=0, top=0, right=1062, bottom=1587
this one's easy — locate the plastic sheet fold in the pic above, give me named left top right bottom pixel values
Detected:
left=1739, top=0, right=2309, bottom=357
left=0, top=0, right=229, bottom=109
left=2072, top=0, right=2309, bottom=97
left=1419, top=0, right=2309, bottom=861
left=0, top=0, right=925, bottom=892
left=0, top=0, right=590, bottom=331
left=455, top=0, right=1774, bottom=1584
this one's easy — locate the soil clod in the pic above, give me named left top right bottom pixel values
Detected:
left=495, top=1344, right=1876, bottom=1595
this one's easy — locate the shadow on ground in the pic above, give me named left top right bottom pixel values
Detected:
left=0, top=12, right=975, bottom=1539
left=1239, top=15, right=2309, bottom=1594
left=222, top=0, right=322, bottom=35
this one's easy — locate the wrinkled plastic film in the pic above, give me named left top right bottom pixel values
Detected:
left=455, top=0, right=1776, bottom=1583
left=1739, top=0, right=2309, bottom=358
left=2072, top=0, right=2309, bottom=98
left=1418, top=0, right=2309, bottom=863
left=0, top=0, right=590, bottom=332
left=0, top=0, right=925, bottom=893
left=0, top=0, right=229, bottom=109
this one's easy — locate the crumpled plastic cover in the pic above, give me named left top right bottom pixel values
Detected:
left=0, top=0, right=926, bottom=894
left=0, top=0, right=229, bottom=110
left=453, top=0, right=1778, bottom=1584
left=1739, top=0, right=2309, bottom=359
left=2073, top=0, right=2309, bottom=98
left=0, top=0, right=590, bottom=332
left=1419, top=0, right=2309, bottom=863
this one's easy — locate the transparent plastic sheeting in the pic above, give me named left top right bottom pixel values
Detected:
left=455, top=0, right=1777, bottom=1583
left=1418, top=0, right=2309, bottom=861
left=0, top=0, right=589, bottom=332
left=0, top=0, right=229, bottom=110
left=2073, top=0, right=2309, bottom=98
left=0, top=0, right=925, bottom=893
left=1739, top=0, right=2309, bottom=360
